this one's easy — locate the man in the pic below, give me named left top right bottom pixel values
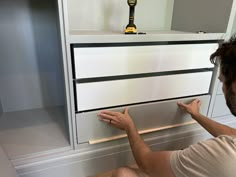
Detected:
left=98, top=36, right=236, bottom=177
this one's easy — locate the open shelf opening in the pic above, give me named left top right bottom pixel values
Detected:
left=0, top=0, right=70, bottom=159
left=66, top=0, right=233, bottom=36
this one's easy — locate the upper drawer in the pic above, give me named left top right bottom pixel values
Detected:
left=73, top=43, right=217, bottom=79
left=76, top=71, right=212, bottom=111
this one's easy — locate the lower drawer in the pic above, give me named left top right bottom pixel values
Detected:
left=76, top=95, right=210, bottom=144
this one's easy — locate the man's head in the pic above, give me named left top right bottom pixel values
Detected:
left=210, top=35, right=236, bottom=116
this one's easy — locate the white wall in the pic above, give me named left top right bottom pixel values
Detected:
left=67, top=0, right=174, bottom=32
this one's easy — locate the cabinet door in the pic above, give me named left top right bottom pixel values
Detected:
left=0, top=146, right=19, bottom=177
left=73, top=44, right=216, bottom=79
left=76, top=72, right=212, bottom=111
left=76, top=95, right=210, bottom=144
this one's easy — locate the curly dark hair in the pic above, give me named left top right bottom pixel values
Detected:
left=210, top=35, right=236, bottom=88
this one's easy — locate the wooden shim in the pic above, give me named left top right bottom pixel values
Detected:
left=89, top=120, right=197, bottom=145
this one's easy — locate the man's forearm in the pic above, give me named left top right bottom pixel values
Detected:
left=193, top=113, right=236, bottom=137
left=126, top=125, right=152, bottom=173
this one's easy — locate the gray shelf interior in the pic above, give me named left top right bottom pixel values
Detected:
left=0, top=0, right=70, bottom=159
left=0, top=107, right=70, bottom=160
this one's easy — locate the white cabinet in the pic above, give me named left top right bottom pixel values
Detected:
left=1, top=0, right=235, bottom=176
left=72, top=41, right=216, bottom=146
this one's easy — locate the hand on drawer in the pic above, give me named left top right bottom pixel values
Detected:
left=98, top=108, right=135, bottom=131
left=177, top=99, right=202, bottom=118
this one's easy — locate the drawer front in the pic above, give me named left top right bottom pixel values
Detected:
left=73, top=43, right=217, bottom=79
left=212, top=95, right=231, bottom=117
left=76, top=95, right=211, bottom=144
left=76, top=72, right=212, bottom=111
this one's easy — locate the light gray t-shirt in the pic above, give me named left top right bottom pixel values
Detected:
left=170, top=135, right=236, bottom=177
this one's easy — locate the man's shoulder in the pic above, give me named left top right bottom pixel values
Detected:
left=189, top=135, right=236, bottom=154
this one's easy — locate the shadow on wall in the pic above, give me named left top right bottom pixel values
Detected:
left=28, top=0, right=65, bottom=108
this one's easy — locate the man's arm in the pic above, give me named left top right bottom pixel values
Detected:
left=98, top=109, right=174, bottom=177
left=178, top=99, right=236, bottom=137
left=126, top=125, right=173, bottom=176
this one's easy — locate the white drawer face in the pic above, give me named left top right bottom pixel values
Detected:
left=212, top=95, right=231, bottom=117
left=76, top=72, right=212, bottom=111
left=73, top=44, right=217, bottom=79
left=76, top=95, right=211, bottom=144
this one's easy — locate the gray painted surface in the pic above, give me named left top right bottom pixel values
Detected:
left=217, top=83, right=223, bottom=95
left=17, top=115, right=236, bottom=177
left=77, top=96, right=210, bottom=143
left=0, top=146, right=19, bottom=177
left=172, top=0, right=233, bottom=33
left=0, top=99, right=3, bottom=117
left=0, top=107, right=70, bottom=160
left=0, top=0, right=71, bottom=162
left=17, top=115, right=236, bottom=176
left=0, top=0, right=65, bottom=112
left=18, top=128, right=212, bottom=177
left=232, top=12, right=236, bottom=35
left=212, top=95, right=231, bottom=117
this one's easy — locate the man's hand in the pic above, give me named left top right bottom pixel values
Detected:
left=98, top=108, right=135, bottom=132
left=177, top=99, right=202, bottom=118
